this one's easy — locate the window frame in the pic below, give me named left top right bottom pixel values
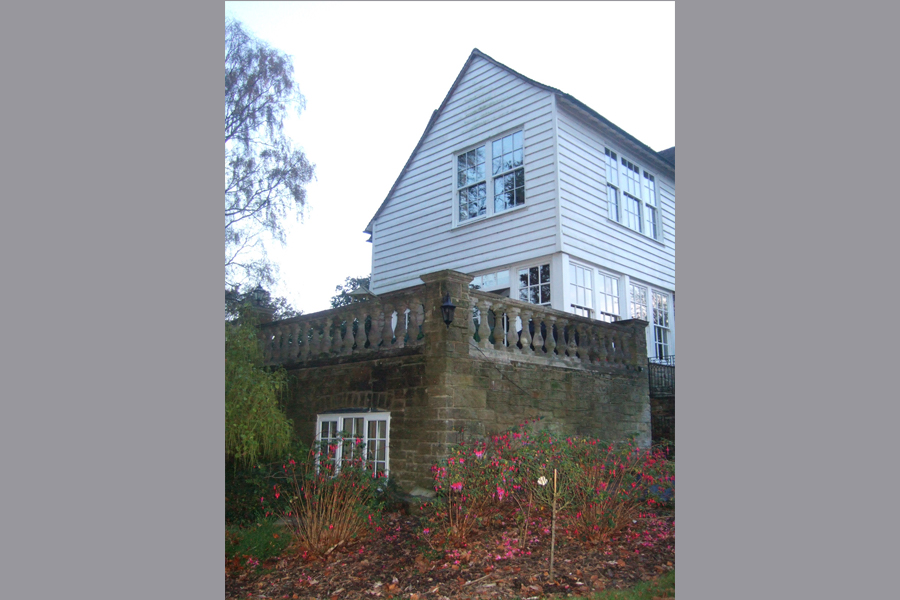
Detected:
left=651, top=290, right=671, bottom=360
left=604, top=146, right=661, bottom=241
left=452, top=128, right=526, bottom=228
left=517, top=263, right=551, bottom=307
left=315, top=411, right=391, bottom=478
left=627, top=280, right=674, bottom=359
left=568, top=262, right=594, bottom=318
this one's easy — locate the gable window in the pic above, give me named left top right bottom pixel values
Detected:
left=569, top=263, right=593, bottom=317
left=604, top=147, right=660, bottom=241
left=315, top=411, right=390, bottom=477
left=456, top=130, right=524, bottom=225
left=519, top=264, right=550, bottom=306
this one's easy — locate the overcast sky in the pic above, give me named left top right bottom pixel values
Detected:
left=224, top=1, right=674, bottom=314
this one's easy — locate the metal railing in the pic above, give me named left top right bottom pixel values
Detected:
left=648, top=354, right=675, bottom=396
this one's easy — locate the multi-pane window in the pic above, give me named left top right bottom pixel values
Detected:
left=604, top=147, right=660, bottom=240
left=643, top=173, right=658, bottom=239
left=471, top=269, right=510, bottom=294
left=652, top=291, right=670, bottom=359
left=457, top=147, right=486, bottom=222
left=629, top=283, right=648, bottom=321
left=456, top=131, right=524, bottom=224
left=492, top=131, right=524, bottom=212
left=596, top=272, right=620, bottom=323
left=569, top=263, right=593, bottom=317
left=605, top=148, right=619, bottom=221
left=315, top=412, right=390, bottom=477
left=519, top=264, right=551, bottom=305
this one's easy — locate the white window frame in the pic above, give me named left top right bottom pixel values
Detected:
left=453, top=129, right=525, bottom=227
left=315, top=411, right=391, bottom=477
left=569, top=262, right=593, bottom=318
left=517, top=263, right=551, bottom=306
left=595, top=270, right=621, bottom=323
left=604, top=146, right=661, bottom=241
left=651, top=290, right=671, bottom=360
left=627, top=281, right=674, bottom=359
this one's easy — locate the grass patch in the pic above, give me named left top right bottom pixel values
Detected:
left=225, top=519, right=290, bottom=563
left=586, top=570, right=674, bottom=599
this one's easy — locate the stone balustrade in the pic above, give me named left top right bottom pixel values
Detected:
left=256, top=286, right=427, bottom=366
left=468, top=290, right=643, bottom=367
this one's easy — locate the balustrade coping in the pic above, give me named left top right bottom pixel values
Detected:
left=468, top=289, right=648, bottom=330
left=257, top=285, right=427, bottom=328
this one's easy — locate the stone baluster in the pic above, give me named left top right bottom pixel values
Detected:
left=366, top=306, right=384, bottom=352
left=506, top=305, right=521, bottom=353
left=595, top=328, right=608, bottom=363
left=476, top=299, right=493, bottom=351
left=532, top=314, right=545, bottom=354
left=270, top=325, right=284, bottom=363
left=322, top=317, right=341, bottom=356
left=519, top=309, right=533, bottom=355
left=298, top=322, right=310, bottom=362
left=394, top=301, right=408, bottom=348
left=544, top=315, right=557, bottom=356
left=284, top=322, right=298, bottom=362
left=566, top=321, right=579, bottom=361
left=342, top=312, right=356, bottom=355
left=492, top=303, right=507, bottom=351
left=578, top=322, right=593, bottom=364
left=356, top=310, right=369, bottom=352
left=380, top=303, right=394, bottom=348
left=307, top=320, right=319, bottom=357
left=414, top=299, right=425, bottom=343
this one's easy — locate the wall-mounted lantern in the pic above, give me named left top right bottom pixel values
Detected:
left=441, top=292, right=456, bottom=328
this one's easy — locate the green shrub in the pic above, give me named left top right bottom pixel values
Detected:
left=225, top=519, right=290, bottom=566
left=226, top=440, right=309, bottom=525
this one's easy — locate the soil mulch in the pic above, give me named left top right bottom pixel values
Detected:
left=226, top=506, right=674, bottom=599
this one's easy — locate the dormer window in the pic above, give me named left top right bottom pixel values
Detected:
left=455, top=130, right=524, bottom=225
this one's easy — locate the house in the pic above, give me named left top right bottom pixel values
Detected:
left=364, top=48, right=675, bottom=364
left=259, top=49, right=673, bottom=492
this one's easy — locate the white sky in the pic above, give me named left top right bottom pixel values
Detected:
left=224, top=1, right=674, bottom=314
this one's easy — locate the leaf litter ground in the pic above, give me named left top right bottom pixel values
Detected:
left=226, top=505, right=674, bottom=599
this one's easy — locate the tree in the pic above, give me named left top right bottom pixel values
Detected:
left=226, top=18, right=315, bottom=290
left=330, top=275, right=371, bottom=308
left=225, top=309, right=294, bottom=467
left=225, top=286, right=300, bottom=322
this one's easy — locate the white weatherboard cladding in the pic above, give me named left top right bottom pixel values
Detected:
left=371, top=56, right=558, bottom=294
left=555, top=105, right=675, bottom=293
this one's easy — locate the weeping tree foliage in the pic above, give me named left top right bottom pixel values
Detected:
left=226, top=18, right=315, bottom=289
left=225, top=309, right=294, bottom=467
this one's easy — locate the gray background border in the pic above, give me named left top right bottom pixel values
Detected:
left=1, top=1, right=895, bottom=598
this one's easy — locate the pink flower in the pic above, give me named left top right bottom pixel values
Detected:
left=496, top=486, right=505, bottom=501
left=474, top=449, right=485, bottom=459
left=450, top=481, right=463, bottom=492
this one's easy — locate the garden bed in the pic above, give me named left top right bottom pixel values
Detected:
left=225, top=505, right=674, bottom=599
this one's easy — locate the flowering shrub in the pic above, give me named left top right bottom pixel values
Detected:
left=428, top=422, right=674, bottom=548
left=281, top=442, right=388, bottom=557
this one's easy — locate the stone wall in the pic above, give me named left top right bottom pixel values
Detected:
left=264, top=270, right=651, bottom=494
